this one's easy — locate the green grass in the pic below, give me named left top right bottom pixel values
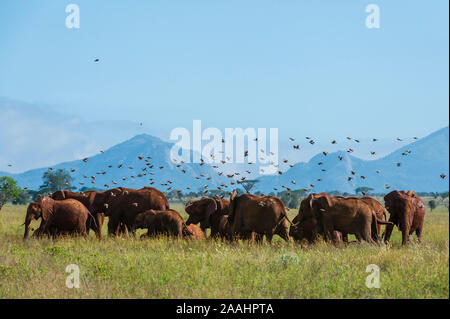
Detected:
left=0, top=203, right=448, bottom=298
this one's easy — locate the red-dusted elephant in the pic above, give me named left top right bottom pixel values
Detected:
left=24, top=197, right=89, bottom=239
left=383, top=190, right=426, bottom=245
left=185, top=196, right=231, bottom=239
left=290, top=193, right=391, bottom=244
left=134, top=209, right=185, bottom=238
left=91, top=187, right=169, bottom=236
left=228, top=191, right=291, bottom=243
left=50, top=190, right=104, bottom=239
left=183, top=224, right=205, bottom=240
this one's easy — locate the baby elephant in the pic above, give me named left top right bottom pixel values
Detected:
left=183, top=224, right=205, bottom=240
left=134, top=209, right=186, bottom=238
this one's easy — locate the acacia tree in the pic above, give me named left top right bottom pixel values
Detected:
left=428, top=200, right=437, bottom=211
left=39, top=169, right=75, bottom=195
left=0, top=176, right=21, bottom=213
left=355, top=187, right=374, bottom=195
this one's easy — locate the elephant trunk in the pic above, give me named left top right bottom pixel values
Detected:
left=23, top=213, right=33, bottom=239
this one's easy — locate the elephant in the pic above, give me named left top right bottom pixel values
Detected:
left=383, top=190, right=426, bottom=245
left=289, top=215, right=343, bottom=244
left=228, top=190, right=291, bottom=243
left=361, top=197, right=387, bottom=236
left=50, top=190, right=104, bottom=239
left=24, top=197, right=89, bottom=239
left=183, top=224, right=205, bottom=240
left=134, top=209, right=185, bottom=238
left=291, top=193, right=392, bottom=244
left=185, top=196, right=231, bottom=239
left=91, top=187, right=169, bottom=236
left=333, top=196, right=387, bottom=242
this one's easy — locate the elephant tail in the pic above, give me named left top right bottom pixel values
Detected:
left=277, top=199, right=294, bottom=226
left=371, top=214, right=379, bottom=241
left=86, top=209, right=98, bottom=230
left=377, top=219, right=393, bottom=225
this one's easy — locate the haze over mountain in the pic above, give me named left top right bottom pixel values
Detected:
left=1, top=134, right=229, bottom=193
left=256, top=126, right=449, bottom=193
left=1, top=127, right=448, bottom=194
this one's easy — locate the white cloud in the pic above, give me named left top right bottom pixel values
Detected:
left=0, top=98, right=142, bottom=173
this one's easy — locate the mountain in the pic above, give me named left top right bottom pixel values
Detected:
left=256, top=127, right=449, bottom=193
left=2, top=127, right=449, bottom=194
left=4, top=134, right=228, bottom=192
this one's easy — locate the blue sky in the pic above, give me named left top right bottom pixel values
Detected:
left=0, top=0, right=448, bottom=172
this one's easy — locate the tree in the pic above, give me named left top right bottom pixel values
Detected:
left=355, top=187, right=374, bottom=195
left=428, top=200, right=437, bottom=211
left=39, top=169, right=75, bottom=194
left=240, top=180, right=259, bottom=193
left=11, top=190, right=33, bottom=205
left=0, top=176, right=21, bottom=212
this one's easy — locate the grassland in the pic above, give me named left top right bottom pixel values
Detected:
left=0, top=203, right=448, bottom=299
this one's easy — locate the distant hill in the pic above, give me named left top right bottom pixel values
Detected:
left=2, top=127, right=449, bottom=194
left=256, top=126, right=449, bottom=193
left=3, top=134, right=228, bottom=192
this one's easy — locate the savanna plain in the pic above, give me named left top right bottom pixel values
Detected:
left=0, top=202, right=448, bottom=299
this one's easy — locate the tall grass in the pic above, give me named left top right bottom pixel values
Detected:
left=0, top=203, right=448, bottom=298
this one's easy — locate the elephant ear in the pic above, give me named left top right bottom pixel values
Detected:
left=87, top=192, right=96, bottom=211
left=407, top=190, right=416, bottom=198
left=51, top=190, right=66, bottom=200
left=40, top=196, right=54, bottom=222
left=213, top=195, right=225, bottom=215
left=204, top=198, right=218, bottom=226
left=314, top=195, right=332, bottom=215
left=184, top=200, right=195, bottom=214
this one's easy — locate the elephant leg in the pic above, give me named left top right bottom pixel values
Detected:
left=95, top=213, right=104, bottom=239
left=255, top=233, right=264, bottom=243
left=108, top=216, right=120, bottom=236
left=401, top=225, right=411, bottom=245
left=321, top=221, right=334, bottom=243
left=415, top=227, right=423, bottom=243
left=342, top=233, right=349, bottom=243
left=265, top=233, right=273, bottom=244
left=126, top=223, right=136, bottom=238
left=332, top=231, right=343, bottom=246
left=383, top=222, right=394, bottom=244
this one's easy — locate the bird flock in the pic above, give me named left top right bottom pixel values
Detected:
left=4, top=133, right=448, bottom=196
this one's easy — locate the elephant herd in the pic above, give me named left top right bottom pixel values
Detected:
left=23, top=187, right=426, bottom=246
